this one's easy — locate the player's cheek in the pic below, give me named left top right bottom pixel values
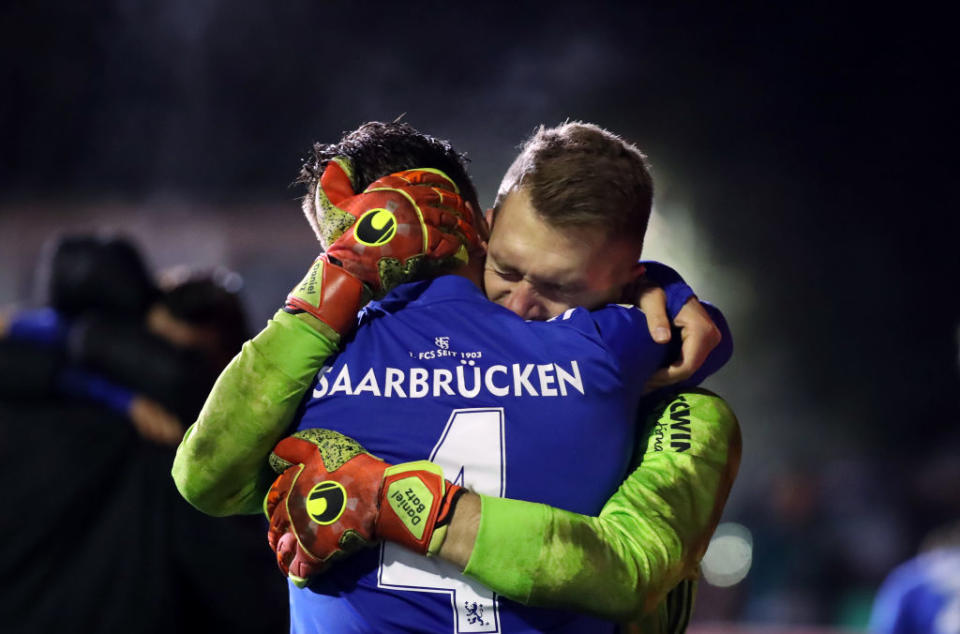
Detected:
left=541, top=298, right=572, bottom=320
left=482, top=272, right=507, bottom=303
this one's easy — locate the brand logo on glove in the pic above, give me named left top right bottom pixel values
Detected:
left=354, top=208, right=397, bottom=246
left=305, top=481, right=348, bottom=525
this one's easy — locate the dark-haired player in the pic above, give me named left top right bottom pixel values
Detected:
left=174, top=121, right=739, bottom=632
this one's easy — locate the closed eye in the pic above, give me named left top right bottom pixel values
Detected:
left=538, top=282, right=582, bottom=300
left=486, top=265, right=523, bottom=282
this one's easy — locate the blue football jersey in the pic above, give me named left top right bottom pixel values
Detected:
left=289, top=275, right=666, bottom=633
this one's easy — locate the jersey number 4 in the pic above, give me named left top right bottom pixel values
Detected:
left=378, top=407, right=505, bottom=633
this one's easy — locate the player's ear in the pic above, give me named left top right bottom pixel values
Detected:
left=470, top=203, right=490, bottom=250
left=484, top=207, right=495, bottom=231
left=615, top=260, right=648, bottom=305
left=627, top=259, right=646, bottom=283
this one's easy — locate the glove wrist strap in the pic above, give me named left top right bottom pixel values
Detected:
left=284, top=257, right=368, bottom=337
left=377, top=460, right=463, bottom=555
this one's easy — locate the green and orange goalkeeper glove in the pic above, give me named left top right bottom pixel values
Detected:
left=264, top=429, right=464, bottom=587
left=283, top=158, right=479, bottom=341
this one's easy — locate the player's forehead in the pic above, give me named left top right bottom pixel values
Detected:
left=487, top=233, right=589, bottom=288
left=488, top=191, right=628, bottom=288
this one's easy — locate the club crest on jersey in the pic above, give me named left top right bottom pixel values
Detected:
left=354, top=208, right=397, bottom=246
left=306, top=481, right=347, bottom=525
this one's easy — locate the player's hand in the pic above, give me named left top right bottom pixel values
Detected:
left=264, top=428, right=463, bottom=587
left=634, top=280, right=672, bottom=344
left=320, top=159, right=480, bottom=294
left=645, top=297, right=722, bottom=391
left=283, top=158, right=480, bottom=338
left=129, top=396, right=184, bottom=446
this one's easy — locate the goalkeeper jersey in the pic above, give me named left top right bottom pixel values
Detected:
left=289, top=275, right=667, bottom=633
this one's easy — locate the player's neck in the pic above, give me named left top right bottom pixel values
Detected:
left=448, top=259, right=484, bottom=289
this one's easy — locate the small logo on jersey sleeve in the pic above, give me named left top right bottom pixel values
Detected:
left=306, top=481, right=348, bottom=525
left=650, top=393, right=692, bottom=453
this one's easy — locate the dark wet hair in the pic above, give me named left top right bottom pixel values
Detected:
left=296, top=121, right=480, bottom=240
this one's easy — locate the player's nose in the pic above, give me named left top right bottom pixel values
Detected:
left=503, top=283, right=545, bottom=321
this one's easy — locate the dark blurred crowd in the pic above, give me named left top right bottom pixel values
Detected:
left=0, top=234, right=286, bottom=633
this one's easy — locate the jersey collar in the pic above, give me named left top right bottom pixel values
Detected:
left=361, top=275, right=487, bottom=317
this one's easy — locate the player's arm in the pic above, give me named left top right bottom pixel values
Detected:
left=173, top=160, right=479, bottom=517
left=446, top=306, right=735, bottom=622
left=173, top=309, right=342, bottom=516
left=456, top=389, right=741, bottom=622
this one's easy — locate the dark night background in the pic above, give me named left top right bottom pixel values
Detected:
left=1, top=1, right=957, bottom=629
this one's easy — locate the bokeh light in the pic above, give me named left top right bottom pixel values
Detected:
left=702, top=522, right=754, bottom=588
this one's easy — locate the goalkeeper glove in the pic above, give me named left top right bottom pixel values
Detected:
left=284, top=158, right=479, bottom=340
left=264, top=428, right=464, bottom=587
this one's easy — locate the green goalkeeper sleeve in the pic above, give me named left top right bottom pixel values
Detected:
left=463, top=389, right=741, bottom=626
left=172, top=310, right=339, bottom=516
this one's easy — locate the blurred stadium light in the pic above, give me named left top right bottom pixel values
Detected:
left=702, top=522, right=754, bottom=588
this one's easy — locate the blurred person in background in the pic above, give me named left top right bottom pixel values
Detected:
left=1, top=235, right=223, bottom=443
left=870, top=521, right=960, bottom=634
left=0, top=234, right=286, bottom=633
